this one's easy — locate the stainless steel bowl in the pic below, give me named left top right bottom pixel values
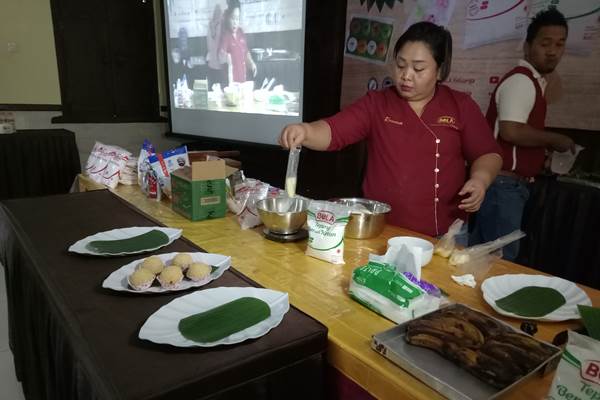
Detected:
left=256, top=197, right=308, bottom=234
left=331, top=198, right=391, bottom=239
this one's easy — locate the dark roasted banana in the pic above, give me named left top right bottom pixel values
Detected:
left=441, top=307, right=507, bottom=338
left=498, top=332, right=557, bottom=359
left=404, top=305, right=557, bottom=389
left=405, top=332, right=446, bottom=353
left=453, top=347, right=479, bottom=368
left=483, top=339, right=541, bottom=371
left=479, top=341, right=529, bottom=375
left=473, top=352, right=520, bottom=388
left=407, top=316, right=484, bottom=347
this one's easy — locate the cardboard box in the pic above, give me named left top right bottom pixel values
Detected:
left=171, top=159, right=227, bottom=221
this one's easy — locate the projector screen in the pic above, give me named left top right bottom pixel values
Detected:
left=163, top=0, right=306, bottom=145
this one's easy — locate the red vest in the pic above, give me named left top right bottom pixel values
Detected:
left=486, top=66, right=547, bottom=178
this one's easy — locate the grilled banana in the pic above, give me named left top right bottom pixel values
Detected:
left=404, top=305, right=556, bottom=389
left=479, top=341, right=529, bottom=375
left=407, top=316, right=484, bottom=346
left=440, top=308, right=507, bottom=338
left=453, top=347, right=479, bottom=368
left=405, top=332, right=446, bottom=353
left=498, top=332, right=556, bottom=359
left=473, top=351, right=519, bottom=388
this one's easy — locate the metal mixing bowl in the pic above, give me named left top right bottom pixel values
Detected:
left=256, top=197, right=308, bottom=234
left=331, top=198, right=391, bottom=239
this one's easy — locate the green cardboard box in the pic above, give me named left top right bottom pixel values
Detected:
left=171, top=159, right=227, bottom=221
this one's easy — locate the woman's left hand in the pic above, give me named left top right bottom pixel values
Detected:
left=458, top=178, right=486, bottom=212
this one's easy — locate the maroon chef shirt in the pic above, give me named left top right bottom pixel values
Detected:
left=220, top=28, right=248, bottom=83
left=325, top=85, right=500, bottom=237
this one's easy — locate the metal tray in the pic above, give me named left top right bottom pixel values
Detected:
left=371, top=303, right=562, bottom=400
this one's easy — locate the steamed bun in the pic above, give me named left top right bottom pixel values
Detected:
left=128, top=268, right=155, bottom=291
left=186, top=262, right=212, bottom=282
left=139, top=255, right=164, bottom=275
left=158, top=265, right=184, bottom=289
left=172, top=253, right=193, bottom=270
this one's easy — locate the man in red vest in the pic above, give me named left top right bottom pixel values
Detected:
left=470, top=8, right=575, bottom=261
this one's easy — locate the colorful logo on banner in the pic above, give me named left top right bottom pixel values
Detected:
left=346, top=16, right=395, bottom=64
left=360, top=0, right=404, bottom=12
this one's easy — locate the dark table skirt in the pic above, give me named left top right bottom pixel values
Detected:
left=0, top=190, right=327, bottom=400
left=0, top=129, right=81, bottom=200
left=519, top=175, right=600, bottom=289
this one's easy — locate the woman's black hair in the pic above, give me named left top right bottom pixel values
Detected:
left=223, top=0, right=241, bottom=32
left=393, top=21, right=453, bottom=82
left=526, top=7, right=568, bottom=43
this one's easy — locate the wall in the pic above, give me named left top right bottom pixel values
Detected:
left=340, top=0, right=600, bottom=132
left=14, top=111, right=182, bottom=165
left=0, top=0, right=61, bottom=104
left=0, top=0, right=180, bottom=163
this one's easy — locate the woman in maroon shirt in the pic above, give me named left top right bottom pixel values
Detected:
left=219, top=0, right=257, bottom=84
left=279, top=22, right=502, bottom=237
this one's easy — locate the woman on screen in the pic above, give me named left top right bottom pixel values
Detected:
left=206, top=4, right=227, bottom=89
left=278, top=22, right=502, bottom=242
left=219, top=0, right=257, bottom=84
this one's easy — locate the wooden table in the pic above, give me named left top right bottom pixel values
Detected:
left=79, top=175, right=599, bottom=400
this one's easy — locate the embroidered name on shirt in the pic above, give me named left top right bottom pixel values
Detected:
left=437, top=116, right=456, bottom=125
left=431, top=115, right=459, bottom=130
left=384, top=116, right=403, bottom=126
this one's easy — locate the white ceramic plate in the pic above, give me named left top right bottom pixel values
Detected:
left=139, top=287, right=290, bottom=347
left=68, top=227, right=182, bottom=256
left=481, top=274, right=592, bottom=321
left=102, top=252, right=231, bottom=293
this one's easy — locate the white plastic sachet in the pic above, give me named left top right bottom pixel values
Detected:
left=369, top=244, right=423, bottom=280
left=545, top=331, right=600, bottom=400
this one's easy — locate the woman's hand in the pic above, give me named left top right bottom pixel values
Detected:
left=278, top=121, right=332, bottom=151
left=279, top=123, right=307, bottom=149
left=458, top=177, right=486, bottom=212
left=460, top=153, right=502, bottom=212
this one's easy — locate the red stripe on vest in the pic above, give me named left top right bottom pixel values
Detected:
left=486, top=66, right=547, bottom=178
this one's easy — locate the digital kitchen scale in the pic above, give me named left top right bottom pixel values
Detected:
left=263, top=228, right=308, bottom=243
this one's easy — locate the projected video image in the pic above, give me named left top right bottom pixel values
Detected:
left=166, top=0, right=303, bottom=117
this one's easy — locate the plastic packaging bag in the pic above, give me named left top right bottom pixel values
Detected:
left=349, top=261, right=440, bottom=324
left=545, top=331, right=600, bottom=399
left=455, top=251, right=501, bottom=284
left=141, top=164, right=161, bottom=201
left=84, top=141, right=132, bottom=189
left=120, top=156, right=138, bottom=185
left=449, top=230, right=525, bottom=266
left=435, top=218, right=464, bottom=258
left=225, top=170, right=246, bottom=199
left=285, top=147, right=301, bottom=197
left=369, top=243, right=423, bottom=280
left=228, top=178, right=270, bottom=229
left=148, top=145, right=189, bottom=198
left=137, top=139, right=155, bottom=186
left=551, top=145, right=585, bottom=175
left=306, top=201, right=351, bottom=264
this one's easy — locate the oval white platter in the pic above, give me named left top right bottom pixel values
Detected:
left=102, top=252, right=231, bottom=293
left=138, top=287, right=290, bottom=347
left=68, top=227, right=182, bottom=256
left=481, top=274, right=591, bottom=321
